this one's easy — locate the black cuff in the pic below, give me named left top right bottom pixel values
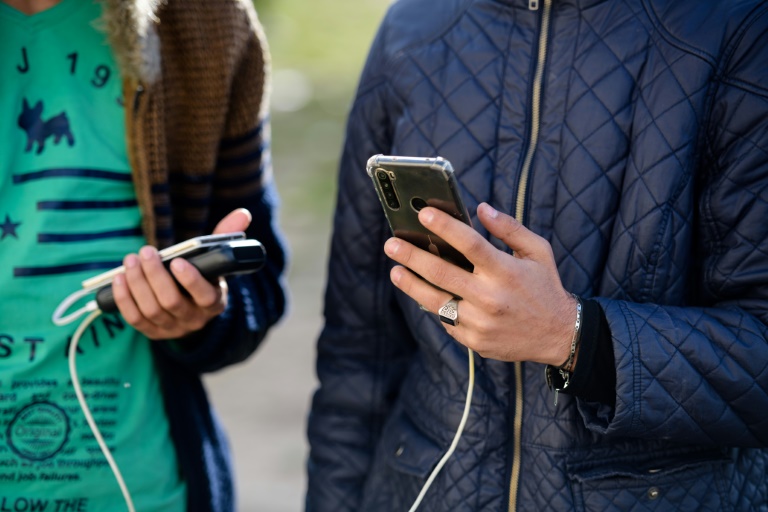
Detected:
left=558, top=298, right=615, bottom=406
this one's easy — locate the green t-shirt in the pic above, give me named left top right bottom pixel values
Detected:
left=0, top=1, right=186, bottom=510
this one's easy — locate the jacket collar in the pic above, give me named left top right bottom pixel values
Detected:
left=97, top=0, right=162, bottom=84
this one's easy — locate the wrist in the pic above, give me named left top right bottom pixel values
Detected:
left=544, top=293, right=583, bottom=406
left=547, top=292, right=580, bottom=367
left=558, top=294, right=582, bottom=371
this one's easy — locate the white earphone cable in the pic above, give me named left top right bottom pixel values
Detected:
left=67, top=308, right=135, bottom=512
left=407, top=347, right=475, bottom=512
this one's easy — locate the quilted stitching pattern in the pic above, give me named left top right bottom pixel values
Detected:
left=306, top=0, right=768, bottom=510
left=575, top=468, right=726, bottom=512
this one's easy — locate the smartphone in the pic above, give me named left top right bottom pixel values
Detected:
left=80, top=232, right=246, bottom=290
left=367, top=154, right=473, bottom=272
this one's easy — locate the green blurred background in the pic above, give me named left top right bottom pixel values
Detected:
left=204, top=1, right=392, bottom=510
left=258, top=0, right=390, bottom=273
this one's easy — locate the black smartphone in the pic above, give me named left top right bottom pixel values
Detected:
left=367, top=154, right=473, bottom=272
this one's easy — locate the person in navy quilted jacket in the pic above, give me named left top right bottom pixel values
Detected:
left=306, top=0, right=768, bottom=510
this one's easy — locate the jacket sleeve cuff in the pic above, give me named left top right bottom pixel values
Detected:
left=559, top=298, right=616, bottom=406
left=575, top=298, right=639, bottom=435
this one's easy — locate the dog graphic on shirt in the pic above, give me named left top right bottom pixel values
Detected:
left=17, top=98, right=75, bottom=155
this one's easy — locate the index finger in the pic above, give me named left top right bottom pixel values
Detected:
left=169, top=258, right=225, bottom=311
left=417, top=207, right=498, bottom=271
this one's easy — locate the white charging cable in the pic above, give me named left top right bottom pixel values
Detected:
left=55, top=295, right=135, bottom=512
left=407, top=347, right=475, bottom=512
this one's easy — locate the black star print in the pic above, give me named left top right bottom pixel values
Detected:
left=0, top=214, right=21, bottom=240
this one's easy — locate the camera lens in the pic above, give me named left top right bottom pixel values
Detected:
left=376, top=169, right=400, bottom=210
left=411, top=197, right=428, bottom=212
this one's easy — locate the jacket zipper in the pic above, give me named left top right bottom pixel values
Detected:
left=508, top=0, right=552, bottom=510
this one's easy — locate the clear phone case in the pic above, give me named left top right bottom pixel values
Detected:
left=367, top=155, right=473, bottom=272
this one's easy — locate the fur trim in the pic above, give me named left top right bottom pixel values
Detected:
left=96, top=0, right=163, bottom=84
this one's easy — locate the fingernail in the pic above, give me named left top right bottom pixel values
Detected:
left=140, top=246, right=156, bottom=260
left=171, top=258, right=187, bottom=273
left=391, top=267, right=402, bottom=285
left=420, top=209, right=435, bottom=224
left=384, top=238, right=400, bottom=256
left=113, top=274, right=124, bottom=286
left=125, top=255, right=138, bottom=268
left=239, top=208, right=252, bottom=223
left=481, top=203, right=499, bottom=219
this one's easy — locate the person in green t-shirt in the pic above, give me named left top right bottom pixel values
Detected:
left=0, top=0, right=287, bottom=510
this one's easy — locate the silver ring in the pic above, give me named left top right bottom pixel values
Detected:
left=438, top=298, right=459, bottom=326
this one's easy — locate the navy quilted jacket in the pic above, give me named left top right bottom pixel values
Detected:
left=307, top=0, right=768, bottom=510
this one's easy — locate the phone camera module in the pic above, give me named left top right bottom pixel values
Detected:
left=376, top=168, right=400, bottom=210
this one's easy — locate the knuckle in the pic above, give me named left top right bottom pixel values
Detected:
left=460, top=334, right=481, bottom=352
left=504, top=219, right=524, bottom=238
left=186, top=317, right=207, bottom=332
left=143, top=304, right=166, bottom=323
left=477, top=294, right=504, bottom=316
left=122, top=310, right=143, bottom=327
left=475, top=322, right=495, bottom=340
left=543, top=243, right=556, bottom=262
left=159, top=293, right=185, bottom=313
left=197, top=291, right=221, bottom=310
left=489, top=300, right=508, bottom=318
left=531, top=235, right=555, bottom=261
left=211, top=301, right=226, bottom=316
left=428, top=264, right=450, bottom=286
left=532, top=233, right=550, bottom=252
left=397, top=244, right=415, bottom=266
left=142, top=329, right=161, bottom=340
left=466, top=236, right=485, bottom=258
left=141, top=259, right=163, bottom=277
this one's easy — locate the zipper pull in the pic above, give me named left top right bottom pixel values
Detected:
left=529, top=0, right=539, bottom=10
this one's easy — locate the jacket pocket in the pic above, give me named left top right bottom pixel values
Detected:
left=568, top=453, right=729, bottom=512
left=382, top=410, right=444, bottom=478
left=360, top=410, right=446, bottom=511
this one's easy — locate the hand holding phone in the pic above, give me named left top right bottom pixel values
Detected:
left=92, top=236, right=266, bottom=312
left=81, top=232, right=248, bottom=290
left=367, top=154, right=473, bottom=272
left=53, top=209, right=264, bottom=341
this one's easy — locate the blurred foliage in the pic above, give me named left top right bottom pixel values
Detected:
left=254, top=0, right=391, bottom=221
